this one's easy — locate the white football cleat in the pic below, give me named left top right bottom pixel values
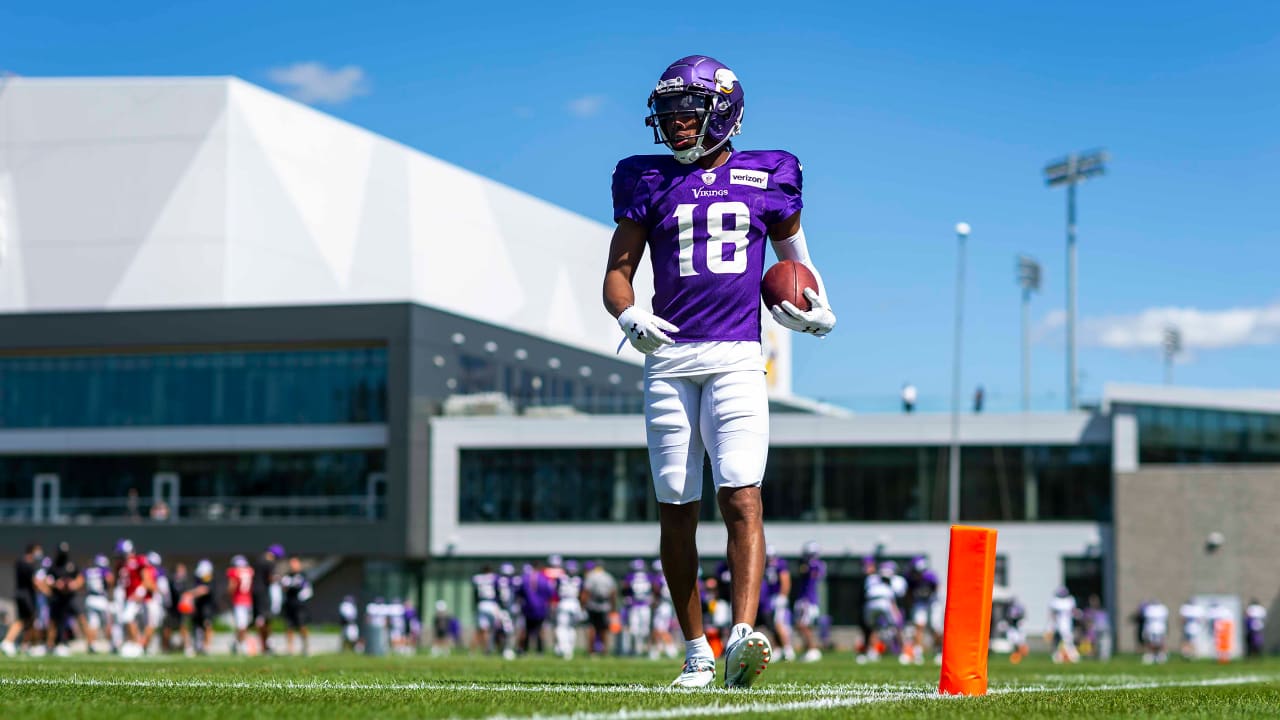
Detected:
left=802, top=648, right=822, bottom=663
left=723, top=630, right=771, bottom=688
left=0, top=641, right=16, bottom=657
left=670, top=656, right=716, bottom=688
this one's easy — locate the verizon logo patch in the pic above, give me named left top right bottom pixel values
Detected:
left=729, top=169, right=769, bottom=189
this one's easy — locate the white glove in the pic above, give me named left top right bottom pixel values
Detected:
left=618, top=306, right=679, bottom=355
left=771, top=288, right=836, bottom=337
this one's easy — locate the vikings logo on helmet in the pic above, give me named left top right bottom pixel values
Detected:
left=645, top=55, right=745, bottom=165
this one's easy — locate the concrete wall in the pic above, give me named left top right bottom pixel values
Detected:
left=1114, top=465, right=1280, bottom=652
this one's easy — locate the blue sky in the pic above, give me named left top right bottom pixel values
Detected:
left=4, top=2, right=1278, bottom=412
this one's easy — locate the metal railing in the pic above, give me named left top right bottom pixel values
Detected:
left=0, top=494, right=385, bottom=525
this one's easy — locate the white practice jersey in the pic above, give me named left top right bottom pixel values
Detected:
left=865, top=575, right=898, bottom=612
left=1049, top=595, right=1077, bottom=635
left=1143, top=603, right=1169, bottom=634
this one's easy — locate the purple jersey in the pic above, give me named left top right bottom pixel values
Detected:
left=907, top=569, right=939, bottom=603
left=796, top=557, right=826, bottom=604
left=612, top=151, right=804, bottom=342
left=760, top=557, right=789, bottom=606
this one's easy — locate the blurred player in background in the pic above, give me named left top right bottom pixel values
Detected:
left=1179, top=598, right=1204, bottom=659
left=226, top=554, right=255, bottom=654
left=280, top=556, right=313, bottom=656
left=82, top=553, right=114, bottom=654
left=187, top=559, right=217, bottom=655
left=553, top=559, right=583, bottom=659
left=1048, top=587, right=1080, bottom=664
left=162, top=561, right=192, bottom=655
left=519, top=561, right=554, bottom=655
left=45, top=542, right=82, bottom=657
left=1245, top=599, right=1266, bottom=658
left=339, top=594, right=361, bottom=652
left=143, top=551, right=169, bottom=653
left=604, top=53, right=835, bottom=689
left=759, top=546, right=794, bottom=661
left=793, top=542, right=826, bottom=662
left=1141, top=599, right=1169, bottom=664
left=650, top=559, right=679, bottom=660
left=471, top=564, right=501, bottom=654
left=904, top=556, right=940, bottom=664
left=1005, top=596, right=1029, bottom=663
left=860, top=561, right=903, bottom=663
left=432, top=600, right=459, bottom=657
left=3, top=543, right=44, bottom=657
left=581, top=561, right=617, bottom=657
left=1083, top=594, right=1111, bottom=661
left=496, top=562, right=520, bottom=660
left=115, top=539, right=155, bottom=658
left=252, top=544, right=283, bottom=655
left=622, top=558, right=655, bottom=657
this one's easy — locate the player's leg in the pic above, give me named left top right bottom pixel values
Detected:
left=704, top=370, right=771, bottom=687
left=649, top=374, right=716, bottom=687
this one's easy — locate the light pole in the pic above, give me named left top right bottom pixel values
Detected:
left=1017, top=256, right=1042, bottom=412
left=1044, top=149, right=1107, bottom=410
left=1162, top=325, right=1182, bottom=385
left=948, top=222, right=970, bottom=524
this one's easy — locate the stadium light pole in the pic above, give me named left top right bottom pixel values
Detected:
left=1162, top=325, right=1182, bottom=385
left=949, top=222, right=971, bottom=524
left=1044, top=149, right=1107, bottom=410
left=1017, top=256, right=1042, bottom=412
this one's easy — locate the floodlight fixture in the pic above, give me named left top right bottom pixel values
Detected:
left=1044, top=147, right=1109, bottom=409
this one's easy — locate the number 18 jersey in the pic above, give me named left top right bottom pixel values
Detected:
left=612, top=150, right=803, bottom=344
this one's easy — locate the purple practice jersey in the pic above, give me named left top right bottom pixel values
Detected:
left=759, top=557, right=789, bottom=607
left=796, top=557, right=826, bottom=604
left=612, top=151, right=804, bottom=342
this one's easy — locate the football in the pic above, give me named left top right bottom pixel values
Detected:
left=762, top=260, right=819, bottom=312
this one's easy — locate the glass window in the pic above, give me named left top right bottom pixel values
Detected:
left=0, top=345, right=387, bottom=428
left=0, top=450, right=385, bottom=522
left=1133, top=404, right=1280, bottom=464
left=822, top=447, right=945, bottom=522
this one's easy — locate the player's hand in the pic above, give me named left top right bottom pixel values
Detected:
left=771, top=288, right=836, bottom=337
left=618, top=306, right=679, bottom=355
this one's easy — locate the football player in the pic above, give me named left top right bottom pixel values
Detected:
left=81, top=554, right=115, bottom=654
left=603, top=54, right=836, bottom=689
left=472, top=564, right=501, bottom=654
left=1141, top=599, right=1169, bottom=664
left=226, top=555, right=255, bottom=654
left=759, top=546, right=794, bottom=661
left=1048, top=587, right=1081, bottom=664
left=114, top=539, right=155, bottom=658
left=553, top=559, right=584, bottom=659
left=904, top=556, right=940, bottom=664
left=622, top=558, right=655, bottom=656
left=649, top=559, right=679, bottom=660
left=793, top=542, right=827, bottom=662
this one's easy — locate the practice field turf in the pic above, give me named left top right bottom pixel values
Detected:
left=1, top=653, right=1278, bottom=719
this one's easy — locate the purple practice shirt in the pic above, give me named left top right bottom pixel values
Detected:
left=797, top=557, right=826, bottom=604
left=759, top=557, right=790, bottom=606
left=612, top=150, right=804, bottom=342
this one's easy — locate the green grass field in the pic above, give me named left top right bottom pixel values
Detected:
left=1, top=653, right=1277, bottom=719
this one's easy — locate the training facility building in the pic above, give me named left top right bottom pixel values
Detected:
left=2, top=78, right=1279, bottom=651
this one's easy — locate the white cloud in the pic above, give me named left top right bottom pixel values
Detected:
left=566, top=95, right=605, bottom=117
left=1037, top=301, right=1280, bottom=350
left=267, top=62, right=369, bottom=105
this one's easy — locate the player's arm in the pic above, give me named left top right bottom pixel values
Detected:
left=767, top=211, right=836, bottom=336
left=603, top=219, right=679, bottom=354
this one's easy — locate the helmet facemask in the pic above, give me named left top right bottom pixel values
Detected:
left=646, top=90, right=741, bottom=164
